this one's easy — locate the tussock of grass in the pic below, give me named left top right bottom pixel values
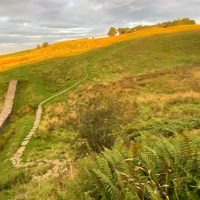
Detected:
left=0, top=170, right=31, bottom=191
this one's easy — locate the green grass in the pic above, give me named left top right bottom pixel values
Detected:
left=0, top=30, right=200, bottom=199
left=0, top=82, right=7, bottom=110
left=0, top=115, right=34, bottom=199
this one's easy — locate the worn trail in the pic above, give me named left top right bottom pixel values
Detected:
left=10, top=65, right=88, bottom=179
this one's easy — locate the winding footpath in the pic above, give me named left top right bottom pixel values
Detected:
left=0, top=80, right=17, bottom=132
left=10, top=65, right=88, bottom=180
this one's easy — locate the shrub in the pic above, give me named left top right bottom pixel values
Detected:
left=118, top=27, right=130, bottom=35
left=42, top=42, right=49, bottom=48
left=75, top=96, right=122, bottom=155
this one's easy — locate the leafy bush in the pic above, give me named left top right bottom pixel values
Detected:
left=75, top=97, right=122, bottom=155
left=68, top=133, right=200, bottom=200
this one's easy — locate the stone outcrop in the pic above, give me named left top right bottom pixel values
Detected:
left=0, top=80, right=17, bottom=132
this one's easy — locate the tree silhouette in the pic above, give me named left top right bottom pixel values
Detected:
left=107, top=27, right=117, bottom=37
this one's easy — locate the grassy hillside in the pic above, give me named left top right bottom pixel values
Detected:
left=0, top=29, right=200, bottom=199
left=0, top=25, right=200, bottom=72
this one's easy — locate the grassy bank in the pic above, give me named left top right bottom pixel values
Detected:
left=0, top=29, right=200, bottom=199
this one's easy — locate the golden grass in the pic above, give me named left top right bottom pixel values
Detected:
left=1, top=25, right=200, bottom=72
left=137, top=90, right=200, bottom=105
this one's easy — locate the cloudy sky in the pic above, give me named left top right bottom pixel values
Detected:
left=0, top=0, right=199, bottom=55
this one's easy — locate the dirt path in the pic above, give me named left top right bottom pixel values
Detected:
left=10, top=65, right=88, bottom=180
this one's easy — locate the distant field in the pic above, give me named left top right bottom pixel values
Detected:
left=0, top=29, right=200, bottom=199
left=0, top=25, right=200, bottom=72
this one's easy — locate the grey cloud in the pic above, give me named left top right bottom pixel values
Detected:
left=0, top=0, right=199, bottom=54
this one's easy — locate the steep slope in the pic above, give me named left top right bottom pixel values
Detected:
left=0, top=25, right=200, bottom=72
left=0, top=29, right=200, bottom=199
